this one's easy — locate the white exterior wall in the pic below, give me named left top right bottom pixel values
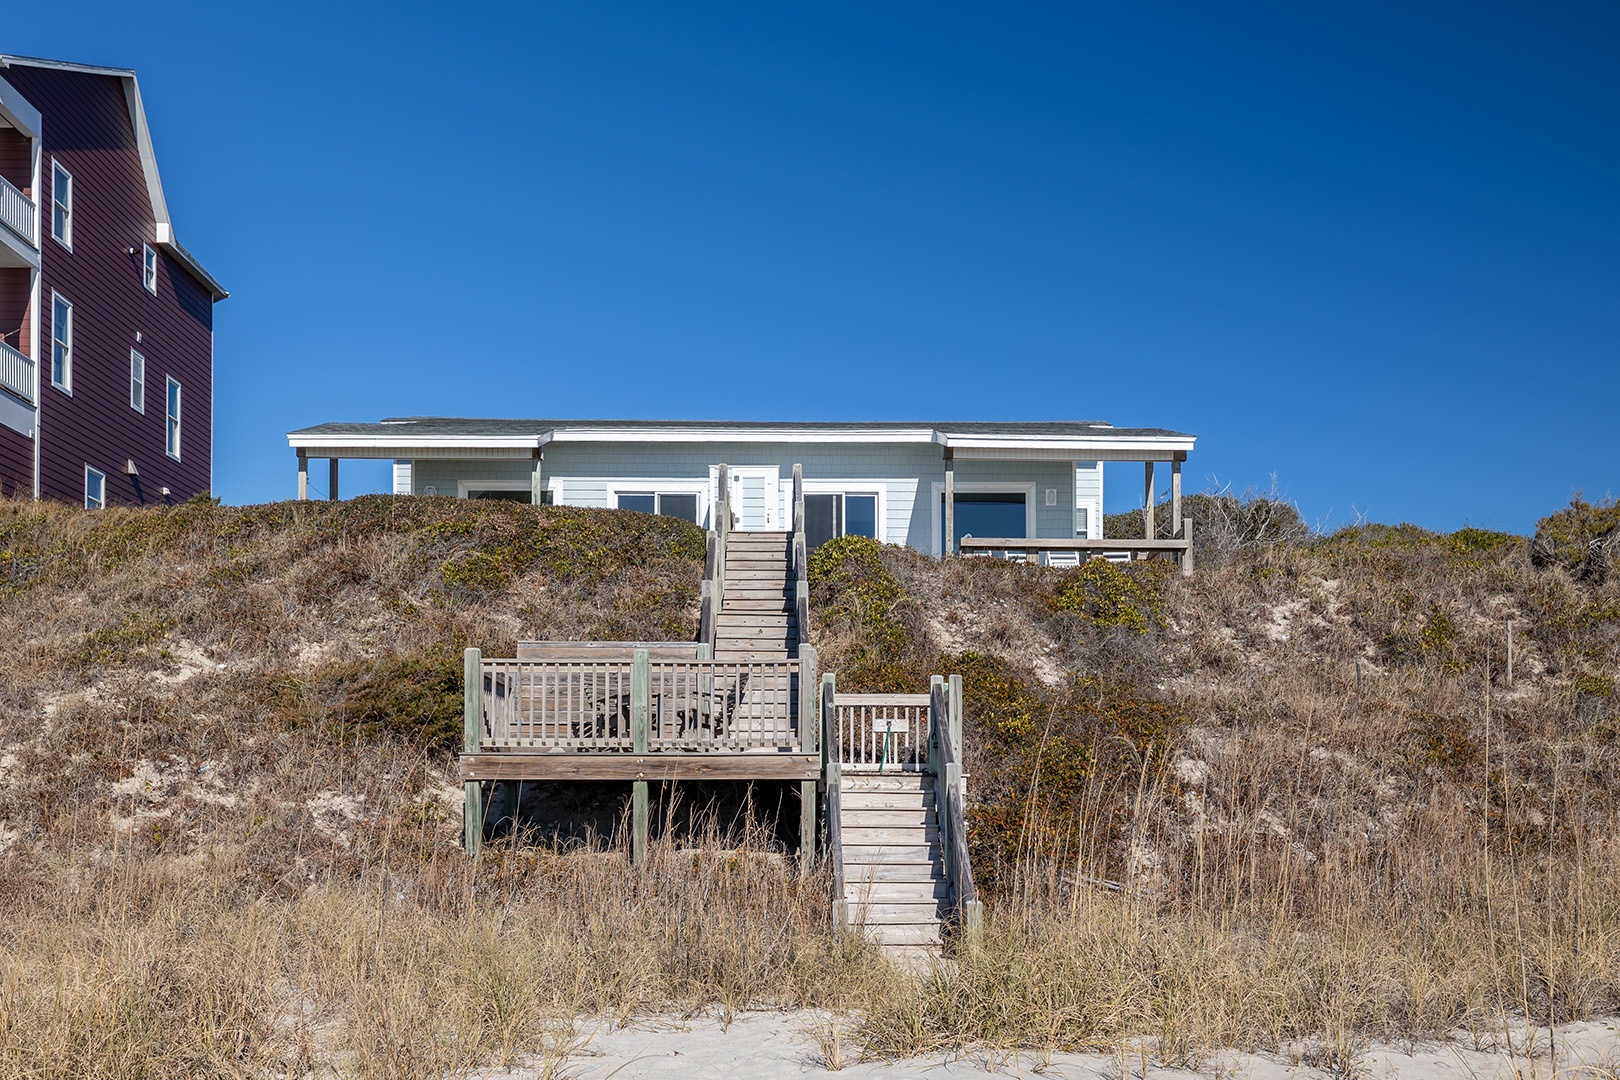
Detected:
left=1074, top=461, right=1102, bottom=539
left=408, top=441, right=1104, bottom=554
left=392, top=460, right=412, bottom=495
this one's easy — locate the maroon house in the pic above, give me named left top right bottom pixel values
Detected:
left=0, top=54, right=225, bottom=507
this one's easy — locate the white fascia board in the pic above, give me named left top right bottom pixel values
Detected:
left=288, top=432, right=542, bottom=453
left=944, top=435, right=1195, bottom=456
left=548, top=426, right=936, bottom=444
left=0, top=74, right=42, bottom=138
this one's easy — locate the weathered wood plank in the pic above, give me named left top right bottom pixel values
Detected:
left=458, top=753, right=822, bottom=781
left=835, top=693, right=931, bottom=706
left=516, top=642, right=703, bottom=660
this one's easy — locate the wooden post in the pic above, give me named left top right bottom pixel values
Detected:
left=948, top=673, right=963, bottom=765
left=296, top=450, right=308, bottom=501
left=530, top=448, right=544, bottom=506
left=463, top=647, right=483, bottom=857
left=821, top=671, right=837, bottom=772
left=631, top=649, right=650, bottom=865
left=798, top=644, right=819, bottom=873
left=929, top=676, right=949, bottom=882
left=1171, top=457, right=1183, bottom=539
left=943, top=449, right=955, bottom=556
left=1182, top=518, right=1195, bottom=576
left=1143, top=461, right=1156, bottom=541
left=328, top=458, right=339, bottom=503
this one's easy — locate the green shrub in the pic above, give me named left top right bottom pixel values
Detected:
left=1052, top=559, right=1164, bottom=634
left=1532, top=496, right=1620, bottom=582
left=807, top=535, right=908, bottom=657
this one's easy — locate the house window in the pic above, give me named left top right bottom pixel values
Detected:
left=1076, top=506, right=1089, bottom=540
left=85, top=465, right=106, bottom=510
left=165, top=377, right=181, bottom=460
left=130, top=350, right=145, bottom=412
left=51, top=293, right=72, bottom=392
left=142, top=245, right=159, bottom=295
left=468, top=489, right=531, bottom=504
left=51, top=160, right=72, bottom=249
left=804, top=492, right=879, bottom=551
left=615, top=492, right=699, bottom=522
left=942, top=491, right=1027, bottom=550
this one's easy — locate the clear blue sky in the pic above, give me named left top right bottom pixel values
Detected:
left=12, top=2, right=1618, bottom=532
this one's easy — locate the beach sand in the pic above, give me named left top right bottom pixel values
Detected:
left=487, top=1012, right=1620, bottom=1079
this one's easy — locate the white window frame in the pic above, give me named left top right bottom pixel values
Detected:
left=129, top=349, right=145, bottom=412
left=454, top=479, right=535, bottom=501
left=51, top=159, right=72, bottom=250
left=165, top=377, right=182, bottom=461
left=929, top=480, right=1038, bottom=557
left=549, top=476, right=713, bottom=525
left=801, top=480, right=887, bottom=544
left=50, top=291, right=72, bottom=393
left=84, top=465, right=106, bottom=510
left=142, top=244, right=159, bottom=295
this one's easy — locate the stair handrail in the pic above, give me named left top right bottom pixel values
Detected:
left=822, top=673, right=846, bottom=920
left=791, top=463, right=809, bottom=649
left=929, top=674, right=982, bottom=932
left=703, top=464, right=730, bottom=650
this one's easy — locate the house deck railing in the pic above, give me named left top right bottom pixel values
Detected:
left=958, top=521, right=1194, bottom=575
left=831, top=693, right=932, bottom=771
left=478, top=652, right=812, bottom=753
left=0, top=176, right=35, bottom=248
left=0, top=340, right=34, bottom=404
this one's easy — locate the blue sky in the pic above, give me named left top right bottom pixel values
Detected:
left=11, top=2, right=1618, bottom=532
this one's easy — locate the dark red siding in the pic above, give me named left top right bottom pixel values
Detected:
left=0, top=267, right=26, bottom=352
left=0, top=423, right=28, bottom=498
left=0, top=128, right=28, bottom=195
left=3, top=64, right=213, bottom=506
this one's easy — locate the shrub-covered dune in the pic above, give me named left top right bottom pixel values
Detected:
left=0, top=493, right=1618, bottom=1075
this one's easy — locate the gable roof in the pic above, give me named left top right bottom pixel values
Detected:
left=0, top=54, right=227, bottom=301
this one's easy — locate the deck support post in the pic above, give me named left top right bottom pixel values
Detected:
left=1171, top=457, right=1183, bottom=538
left=463, top=647, right=483, bottom=857
left=530, top=448, right=544, bottom=506
left=943, top=449, right=955, bottom=556
left=296, top=450, right=308, bottom=501
left=328, top=458, right=339, bottom=502
left=797, top=644, right=819, bottom=873
left=631, top=649, right=650, bottom=865
left=1182, top=518, right=1195, bottom=576
left=948, top=673, right=963, bottom=765
left=1143, top=461, right=1156, bottom=542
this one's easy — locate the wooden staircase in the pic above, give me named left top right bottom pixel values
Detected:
left=714, top=530, right=800, bottom=661
left=837, top=771, right=949, bottom=953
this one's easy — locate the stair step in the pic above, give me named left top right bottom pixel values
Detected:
left=844, top=879, right=952, bottom=902
left=842, top=844, right=941, bottom=864
left=838, top=808, right=937, bottom=828
left=846, top=900, right=948, bottom=924
left=840, top=791, right=930, bottom=810
left=854, top=922, right=943, bottom=946
left=841, top=774, right=935, bottom=792
left=841, top=861, right=944, bottom=883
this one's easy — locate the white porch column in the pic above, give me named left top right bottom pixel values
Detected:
left=943, top=448, right=955, bottom=556
left=296, top=450, right=308, bottom=501
left=1143, top=461, right=1156, bottom=540
left=1171, top=457, right=1183, bottom=538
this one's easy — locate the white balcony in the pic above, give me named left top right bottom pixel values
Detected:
left=0, top=175, right=34, bottom=248
left=0, top=339, right=33, bottom=404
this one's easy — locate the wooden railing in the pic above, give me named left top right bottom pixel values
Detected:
left=0, top=175, right=34, bottom=247
left=0, top=340, right=32, bottom=405
left=699, top=464, right=731, bottom=650
left=820, top=675, right=846, bottom=920
left=928, top=675, right=981, bottom=932
left=959, top=521, right=1194, bottom=576
left=478, top=649, right=811, bottom=753
left=831, top=693, right=931, bottom=770
left=791, top=463, right=809, bottom=650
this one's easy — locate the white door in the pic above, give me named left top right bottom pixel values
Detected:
left=712, top=465, right=780, bottom=530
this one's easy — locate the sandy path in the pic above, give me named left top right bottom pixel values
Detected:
left=485, top=1013, right=1620, bottom=1080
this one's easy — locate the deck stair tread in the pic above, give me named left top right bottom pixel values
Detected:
left=833, top=768, right=951, bottom=951
left=714, top=529, right=800, bottom=661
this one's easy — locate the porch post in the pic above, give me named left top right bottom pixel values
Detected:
left=1143, top=461, right=1156, bottom=541
left=944, top=448, right=955, bottom=556
left=530, top=448, right=544, bottom=506
left=463, top=647, right=483, bottom=857
left=630, top=649, right=650, bottom=865
left=1171, top=457, right=1183, bottom=538
left=328, top=458, right=339, bottom=502
left=296, top=450, right=308, bottom=501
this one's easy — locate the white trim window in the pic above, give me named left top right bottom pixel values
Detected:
left=51, top=159, right=72, bottom=249
left=165, top=377, right=182, bottom=460
left=801, top=487, right=882, bottom=551
left=130, top=349, right=145, bottom=412
left=84, top=465, right=106, bottom=510
left=50, top=292, right=72, bottom=393
left=615, top=490, right=700, bottom=523
left=142, top=244, right=159, bottom=295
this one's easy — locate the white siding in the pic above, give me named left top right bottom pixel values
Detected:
left=393, top=460, right=412, bottom=495
left=1075, top=461, right=1102, bottom=539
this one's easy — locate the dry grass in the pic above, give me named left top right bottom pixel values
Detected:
left=2, top=494, right=1619, bottom=1073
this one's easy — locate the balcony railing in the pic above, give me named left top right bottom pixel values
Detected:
left=0, top=340, right=34, bottom=404
left=0, top=176, right=35, bottom=247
